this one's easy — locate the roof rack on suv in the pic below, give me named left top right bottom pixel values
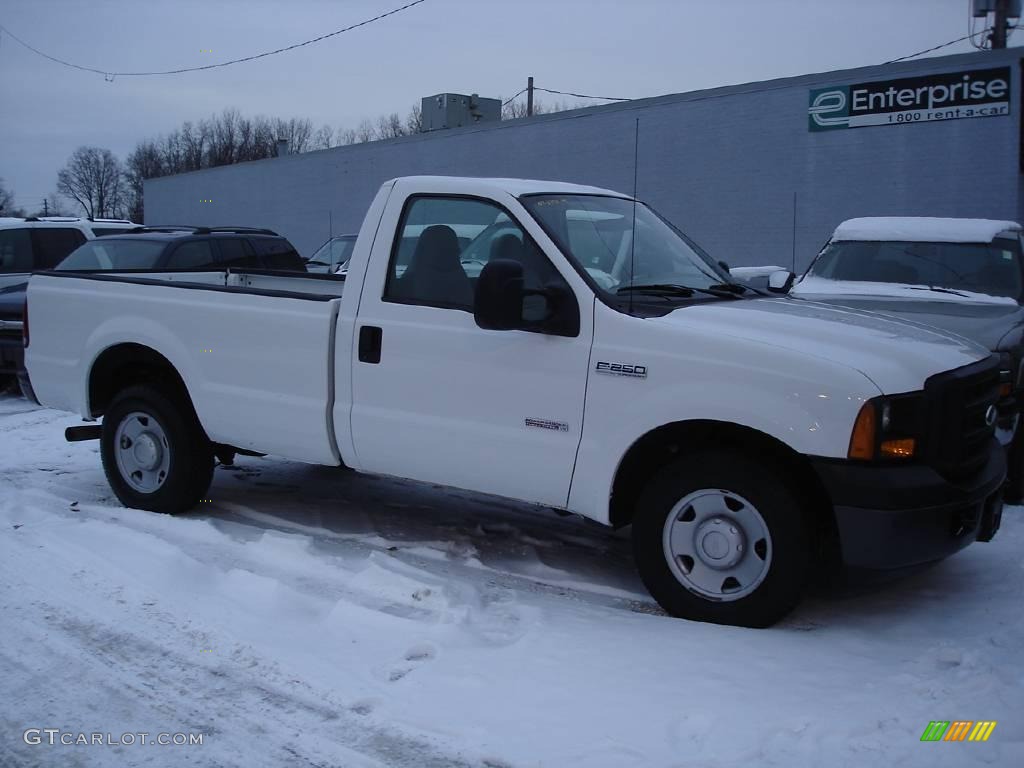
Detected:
left=25, top=216, right=83, bottom=222
left=206, top=226, right=280, bottom=236
left=125, top=225, right=280, bottom=236
left=127, top=225, right=201, bottom=233
left=88, top=217, right=134, bottom=223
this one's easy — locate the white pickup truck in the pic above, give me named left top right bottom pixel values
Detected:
left=23, top=176, right=1006, bottom=627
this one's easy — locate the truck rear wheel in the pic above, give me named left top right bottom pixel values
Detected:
left=100, top=385, right=213, bottom=514
left=632, top=451, right=809, bottom=627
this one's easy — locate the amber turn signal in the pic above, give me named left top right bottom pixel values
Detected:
left=880, top=438, right=915, bottom=458
left=848, top=402, right=876, bottom=459
left=1000, top=382, right=1012, bottom=398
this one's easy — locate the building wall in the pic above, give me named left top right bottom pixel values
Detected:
left=146, top=49, right=1023, bottom=271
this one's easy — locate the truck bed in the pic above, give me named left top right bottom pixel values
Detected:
left=27, top=269, right=346, bottom=465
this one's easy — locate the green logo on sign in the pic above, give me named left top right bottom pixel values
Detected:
left=808, top=86, right=850, bottom=131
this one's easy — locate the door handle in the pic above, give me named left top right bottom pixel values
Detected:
left=358, top=325, right=382, bottom=364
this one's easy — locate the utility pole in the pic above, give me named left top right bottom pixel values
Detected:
left=527, top=76, right=534, bottom=117
left=992, top=0, right=1010, bottom=48
left=42, top=198, right=48, bottom=216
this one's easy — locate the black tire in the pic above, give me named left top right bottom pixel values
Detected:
left=0, top=374, right=16, bottom=395
left=632, top=450, right=810, bottom=628
left=100, top=385, right=213, bottom=514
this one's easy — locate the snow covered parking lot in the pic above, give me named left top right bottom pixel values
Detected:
left=1, top=393, right=1022, bottom=768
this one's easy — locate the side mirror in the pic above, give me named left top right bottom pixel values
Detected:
left=474, top=259, right=524, bottom=330
left=474, top=259, right=581, bottom=337
left=767, top=270, right=795, bottom=293
left=718, top=260, right=731, bottom=272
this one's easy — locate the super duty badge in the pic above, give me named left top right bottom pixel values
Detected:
left=595, top=361, right=648, bottom=379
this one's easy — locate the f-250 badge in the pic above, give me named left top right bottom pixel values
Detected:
left=595, top=361, right=648, bottom=378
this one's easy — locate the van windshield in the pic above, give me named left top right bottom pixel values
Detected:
left=520, top=194, right=731, bottom=297
left=804, top=238, right=1023, bottom=300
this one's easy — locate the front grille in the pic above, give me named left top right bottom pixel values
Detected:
left=923, top=356, right=1000, bottom=482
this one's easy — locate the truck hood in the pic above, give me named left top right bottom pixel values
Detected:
left=653, top=297, right=990, bottom=394
left=783, top=293, right=1024, bottom=352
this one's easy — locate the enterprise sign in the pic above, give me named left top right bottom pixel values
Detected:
left=808, top=66, right=1011, bottom=131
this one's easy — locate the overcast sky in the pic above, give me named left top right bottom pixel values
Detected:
left=0, top=0, right=1004, bottom=213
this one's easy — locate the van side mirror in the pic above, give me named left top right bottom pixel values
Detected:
left=767, top=270, right=795, bottom=293
left=474, top=259, right=524, bottom=330
left=718, top=260, right=730, bottom=272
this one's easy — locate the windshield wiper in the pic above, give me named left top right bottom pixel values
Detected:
left=617, top=283, right=694, bottom=297
left=902, top=285, right=970, bottom=298
left=617, top=283, right=746, bottom=300
left=707, top=282, right=751, bottom=295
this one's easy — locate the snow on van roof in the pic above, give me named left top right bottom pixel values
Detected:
left=832, top=217, right=1022, bottom=243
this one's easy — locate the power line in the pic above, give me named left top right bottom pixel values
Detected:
left=0, top=0, right=427, bottom=79
left=534, top=86, right=631, bottom=102
left=502, top=88, right=528, bottom=107
left=884, top=28, right=994, bottom=64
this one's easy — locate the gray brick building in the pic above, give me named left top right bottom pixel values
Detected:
left=146, top=48, right=1024, bottom=271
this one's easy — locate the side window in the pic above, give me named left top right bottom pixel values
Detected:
left=0, top=228, right=33, bottom=272
left=33, top=228, right=87, bottom=268
left=165, top=240, right=216, bottom=270
left=385, top=197, right=565, bottom=313
left=250, top=238, right=305, bottom=271
left=214, top=238, right=256, bottom=268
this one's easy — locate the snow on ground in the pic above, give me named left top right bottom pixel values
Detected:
left=1, top=393, right=1022, bottom=768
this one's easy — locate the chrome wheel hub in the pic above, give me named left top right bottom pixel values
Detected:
left=662, top=489, right=772, bottom=602
left=114, top=411, right=171, bottom=494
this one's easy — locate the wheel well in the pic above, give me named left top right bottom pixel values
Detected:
left=88, top=343, right=193, bottom=419
left=609, top=420, right=839, bottom=566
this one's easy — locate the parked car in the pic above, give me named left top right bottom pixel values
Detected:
left=1, top=216, right=137, bottom=391
left=55, top=226, right=307, bottom=272
left=24, top=177, right=1005, bottom=627
left=767, top=216, right=1024, bottom=500
left=305, top=234, right=357, bottom=274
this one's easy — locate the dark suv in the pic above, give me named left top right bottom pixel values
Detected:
left=56, top=226, right=306, bottom=272
left=1, top=226, right=305, bottom=394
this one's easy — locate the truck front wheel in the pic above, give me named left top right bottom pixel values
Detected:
left=100, top=385, right=213, bottom=514
left=632, top=451, right=810, bottom=628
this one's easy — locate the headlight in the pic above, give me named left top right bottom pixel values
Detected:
left=848, top=393, right=923, bottom=460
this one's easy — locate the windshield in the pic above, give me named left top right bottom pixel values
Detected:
left=803, top=238, right=1023, bottom=300
left=57, top=239, right=165, bottom=270
left=520, top=194, right=730, bottom=299
left=306, top=236, right=356, bottom=271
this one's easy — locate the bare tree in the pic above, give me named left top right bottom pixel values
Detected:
left=405, top=103, right=423, bottom=134
left=0, top=178, right=25, bottom=217
left=56, top=147, right=127, bottom=218
left=501, top=97, right=581, bottom=120
left=354, top=119, right=377, bottom=143
left=311, top=124, right=335, bottom=151
left=273, top=117, right=314, bottom=154
left=376, top=112, right=406, bottom=140
left=125, top=140, right=164, bottom=222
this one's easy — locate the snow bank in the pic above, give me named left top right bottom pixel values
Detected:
left=832, top=216, right=1022, bottom=243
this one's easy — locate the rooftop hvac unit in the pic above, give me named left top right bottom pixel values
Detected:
left=420, top=93, right=502, bottom=132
